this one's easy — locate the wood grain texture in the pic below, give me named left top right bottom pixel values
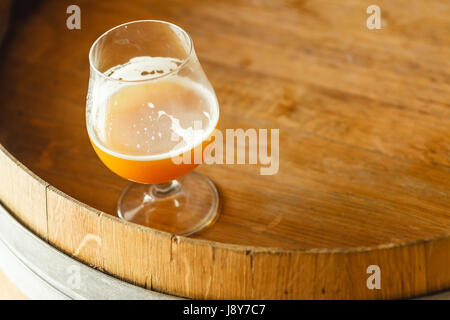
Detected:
left=0, top=0, right=448, bottom=299
left=47, top=187, right=103, bottom=267
left=0, top=145, right=48, bottom=238
left=100, top=213, right=157, bottom=286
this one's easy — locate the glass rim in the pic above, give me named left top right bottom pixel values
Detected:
left=88, top=20, right=194, bottom=84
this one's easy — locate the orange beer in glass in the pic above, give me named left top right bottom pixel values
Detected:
left=86, top=21, right=220, bottom=235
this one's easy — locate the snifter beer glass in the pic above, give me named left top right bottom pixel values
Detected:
left=87, top=21, right=220, bottom=235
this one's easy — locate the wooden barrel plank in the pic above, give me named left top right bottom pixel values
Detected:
left=0, top=145, right=48, bottom=238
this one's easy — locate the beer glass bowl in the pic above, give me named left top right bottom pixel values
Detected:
left=86, top=21, right=220, bottom=236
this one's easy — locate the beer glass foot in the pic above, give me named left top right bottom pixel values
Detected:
left=117, top=172, right=220, bottom=236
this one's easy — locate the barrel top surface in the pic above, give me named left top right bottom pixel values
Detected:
left=0, top=0, right=449, bottom=251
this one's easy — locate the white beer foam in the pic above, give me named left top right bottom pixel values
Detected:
left=105, top=56, right=182, bottom=81
left=157, top=110, right=204, bottom=151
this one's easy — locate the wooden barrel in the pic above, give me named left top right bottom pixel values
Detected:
left=0, top=0, right=449, bottom=299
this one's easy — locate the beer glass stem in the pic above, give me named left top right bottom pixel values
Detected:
left=152, top=180, right=181, bottom=198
